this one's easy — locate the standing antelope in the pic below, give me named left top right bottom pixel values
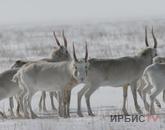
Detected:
left=38, top=31, right=72, bottom=113
left=12, top=43, right=89, bottom=118
left=10, top=31, right=71, bottom=116
left=77, top=27, right=158, bottom=116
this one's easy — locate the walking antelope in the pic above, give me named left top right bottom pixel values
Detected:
left=142, top=56, right=165, bottom=114
left=10, top=31, right=71, bottom=116
left=136, top=56, right=165, bottom=112
left=12, top=43, right=89, bottom=118
left=77, top=27, right=158, bottom=117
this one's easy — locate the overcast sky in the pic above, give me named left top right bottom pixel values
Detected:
left=0, top=0, right=165, bottom=25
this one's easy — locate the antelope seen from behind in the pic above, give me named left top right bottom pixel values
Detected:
left=142, top=56, right=165, bottom=114
left=10, top=31, right=71, bottom=116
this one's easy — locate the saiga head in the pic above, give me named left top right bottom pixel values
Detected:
left=72, top=42, right=89, bottom=82
left=50, top=30, right=71, bottom=61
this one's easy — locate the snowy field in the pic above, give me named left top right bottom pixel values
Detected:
left=0, top=18, right=165, bottom=130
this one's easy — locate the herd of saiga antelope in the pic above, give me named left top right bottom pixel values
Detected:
left=0, top=27, right=165, bottom=119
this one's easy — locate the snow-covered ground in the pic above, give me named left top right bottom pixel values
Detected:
left=0, top=18, right=165, bottom=130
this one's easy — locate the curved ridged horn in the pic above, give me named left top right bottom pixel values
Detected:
left=73, top=43, right=78, bottom=61
left=62, top=30, right=67, bottom=48
left=85, top=42, right=88, bottom=62
left=151, top=27, right=157, bottom=48
left=145, top=26, right=149, bottom=47
left=53, top=32, right=61, bottom=47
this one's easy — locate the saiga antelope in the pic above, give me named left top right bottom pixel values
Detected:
left=12, top=43, right=89, bottom=118
left=10, top=31, right=71, bottom=116
left=77, top=27, right=158, bottom=116
left=0, top=68, right=22, bottom=118
left=142, top=56, right=165, bottom=114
